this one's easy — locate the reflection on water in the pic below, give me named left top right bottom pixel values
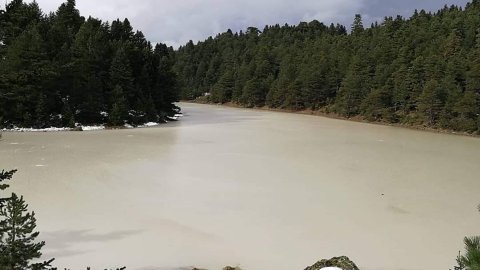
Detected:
left=1, top=102, right=480, bottom=270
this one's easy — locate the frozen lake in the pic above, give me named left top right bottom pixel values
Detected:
left=1, top=102, right=479, bottom=270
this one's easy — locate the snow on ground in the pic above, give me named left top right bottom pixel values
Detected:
left=167, top=113, right=184, bottom=121
left=0, top=115, right=183, bottom=132
left=320, top=268, right=343, bottom=270
left=1, top=125, right=105, bottom=132
left=80, top=126, right=105, bottom=131
left=139, top=122, right=160, bottom=127
left=1, top=127, right=71, bottom=132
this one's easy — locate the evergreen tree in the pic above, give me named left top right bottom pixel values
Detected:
left=34, top=94, right=49, bottom=129
left=455, top=207, right=480, bottom=270
left=211, top=69, right=235, bottom=103
left=0, top=24, right=53, bottom=127
left=0, top=0, right=42, bottom=52
left=0, top=193, right=53, bottom=270
left=351, top=14, right=364, bottom=34
left=417, top=79, right=444, bottom=125
left=61, top=97, right=76, bottom=128
left=453, top=91, right=479, bottom=131
left=335, top=56, right=369, bottom=117
left=439, top=78, right=463, bottom=129
left=457, top=237, right=480, bottom=270
left=0, top=170, right=53, bottom=270
left=108, top=85, right=127, bottom=126
left=361, top=86, right=394, bottom=121
left=110, top=47, right=134, bottom=102
left=144, top=95, right=158, bottom=122
left=0, top=170, right=16, bottom=207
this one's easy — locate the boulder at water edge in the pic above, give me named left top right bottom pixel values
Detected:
left=304, top=256, right=360, bottom=270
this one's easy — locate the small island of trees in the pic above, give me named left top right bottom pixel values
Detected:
left=0, top=0, right=178, bottom=130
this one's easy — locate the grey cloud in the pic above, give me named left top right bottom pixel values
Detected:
left=27, top=0, right=471, bottom=47
left=360, top=0, right=470, bottom=23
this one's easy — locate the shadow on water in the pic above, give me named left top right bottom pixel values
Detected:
left=42, top=229, right=143, bottom=258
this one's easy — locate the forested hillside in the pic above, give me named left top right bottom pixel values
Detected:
left=2, top=0, right=480, bottom=133
left=0, top=0, right=178, bottom=129
left=175, top=1, right=480, bottom=133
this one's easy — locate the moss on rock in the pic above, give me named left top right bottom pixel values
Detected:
left=305, top=256, right=359, bottom=270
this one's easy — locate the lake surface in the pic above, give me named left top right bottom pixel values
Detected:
left=1, top=102, right=479, bottom=270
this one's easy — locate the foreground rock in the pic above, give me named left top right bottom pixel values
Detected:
left=305, top=256, right=359, bottom=270
left=192, top=267, right=240, bottom=270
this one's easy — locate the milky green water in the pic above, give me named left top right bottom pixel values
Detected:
left=1, top=102, right=479, bottom=270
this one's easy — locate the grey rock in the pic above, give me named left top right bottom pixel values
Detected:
left=305, top=256, right=360, bottom=270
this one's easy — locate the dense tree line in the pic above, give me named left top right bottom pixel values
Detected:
left=0, top=0, right=178, bottom=129
left=175, top=1, right=480, bottom=133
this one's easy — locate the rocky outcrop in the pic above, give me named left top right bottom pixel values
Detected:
left=304, top=256, right=359, bottom=270
left=192, top=267, right=240, bottom=270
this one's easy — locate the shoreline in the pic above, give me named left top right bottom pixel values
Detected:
left=0, top=115, right=183, bottom=133
left=181, top=100, right=480, bottom=139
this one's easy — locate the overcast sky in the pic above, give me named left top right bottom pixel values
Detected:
left=23, top=0, right=471, bottom=47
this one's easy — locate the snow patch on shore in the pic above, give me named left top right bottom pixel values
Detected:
left=0, top=115, right=183, bottom=132
left=1, top=127, right=71, bottom=132
left=167, top=113, right=184, bottom=121
left=1, top=125, right=106, bottom=132
left=80, top=126, right=105, bottom=131
left=138, top=122, right=160, bottom=128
